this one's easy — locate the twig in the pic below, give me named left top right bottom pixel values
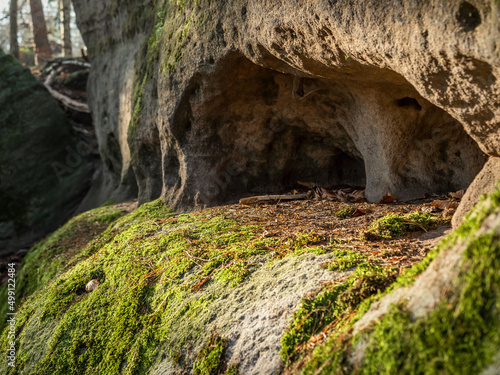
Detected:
left=239, top=194, right=308, bottom=205
left=149, top=291, right=172, bottom=323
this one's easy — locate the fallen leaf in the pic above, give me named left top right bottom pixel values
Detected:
left=449, top=189, right=466, bottom=199
left=349, top=189, right=365, bottom=202
left=335, top=190, right=349, bottom=202
left=380, top=193, right=396, bottom=204
left=442, top=207, right=456, bottom=217
left=352, top=208, right=373, bottom=217
left=421, top=206, right=438, bottom=213
left=431, top=200, right=459, bottom=210
left=297, top=181, right=317, bottom=189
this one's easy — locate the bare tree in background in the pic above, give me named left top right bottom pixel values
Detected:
left=10, top=0, right=19, bottom=58
left=29, top=0, right=52, bottom=64
left=59, top=0, right=71, bottom=56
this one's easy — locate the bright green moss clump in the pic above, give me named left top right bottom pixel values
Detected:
left=280, top=250, right=397, bottom=369
left=356, top=190, right=500, bottom=374
left=0, top=204, right=127, bottom=332
left=335, top=206, right=356, bottom=219
left=192, top=333, right=227, bottom=375
left=364, top=211, right=441, bottom=239
left=281, top=184, right=500, bottom=374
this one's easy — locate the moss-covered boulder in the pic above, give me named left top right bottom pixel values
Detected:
left=2, top=185, right=500, bottom=373
left=0, top=49, right=94, bottom=251
left=0, top=198, right=354, bottom=374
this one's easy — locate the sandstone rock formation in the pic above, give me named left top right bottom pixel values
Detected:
left=73, top=0, right=499, bottom=211
left=0, top=49, right=94, bottom=251
left=31, top=1, right=497, bottom=373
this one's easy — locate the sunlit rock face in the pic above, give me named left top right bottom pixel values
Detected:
left=73, top=0, right=499, bottom=210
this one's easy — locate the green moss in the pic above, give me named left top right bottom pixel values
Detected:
left=281, top=183, right=500, bottom=374
left=335, top=206, right=356, bottom=219
left=0, top=197, right=328, bottom=374
left=358, top=230, right=500, bottom=374
left=364, top=212, right=441, bottom=240
left=192, top=333, right=227, bottom=375
left=0, top=204, right=127, bottom=332
left=225, top=363, right=239, bottom=375
left=280, top=255, right=396, bottom=368
left=326, top=249, right=368, bottom=271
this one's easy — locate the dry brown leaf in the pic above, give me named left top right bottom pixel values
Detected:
left=297, top=181, right=317, bottom=189
left=335, top=190, right=349, bottom=202
left=316, top=187, right=337, bottom=201
left=380, top=193, right=396, bottom=204
left=349, top=189, right=365, bottom=202
left=421, top=206, right=438, bottom=213
left=442, top=207, right=457, bottom=217
left=449, top=189, right=466, bottom=199
left=352, top=208, right=373, bottom=217
left=431, top=199, right=459, bottom=210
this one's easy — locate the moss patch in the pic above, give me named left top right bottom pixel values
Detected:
left=280, top=250, right=397, bottom=370
left=0, top=198, right=332, bottom=374
left=355, top=188, right=500, bottom=374
left=281, top=184, right=500, bottom=374
left=335, top=206, right=356, bottom=219
left=0, top=204, right=128, bottom=332
left=364, top=211, right=442, bottom=240
left=192, top=333, right=227, bottom=375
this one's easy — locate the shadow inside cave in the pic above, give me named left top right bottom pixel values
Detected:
left=155, top=52, right=486, bottom=207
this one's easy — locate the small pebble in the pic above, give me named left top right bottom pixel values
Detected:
left=85, top=279, right=99, bottom=292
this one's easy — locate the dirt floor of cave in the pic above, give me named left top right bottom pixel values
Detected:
left=2, top=195, right=454, bottom=287
left=195, top=195, right=454, bottom=273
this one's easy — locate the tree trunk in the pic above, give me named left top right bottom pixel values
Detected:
left=29, top=0, right=52, bottom=65
left=9, top=0, right=19, bottom=59
left=59, top=0, right=72, bottom=57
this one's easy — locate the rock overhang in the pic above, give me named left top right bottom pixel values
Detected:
left=72, top=0, right=499, bottom=210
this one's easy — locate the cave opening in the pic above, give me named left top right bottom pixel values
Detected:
left=167, top=53, right=486, bottom=206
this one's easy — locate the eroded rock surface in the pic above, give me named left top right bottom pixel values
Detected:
left=72, top=0, right=500, bottom=210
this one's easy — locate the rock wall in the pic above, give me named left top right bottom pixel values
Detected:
left=73, top=0, right=500, bottom=211
left=72, top=0, right=155, bottom=208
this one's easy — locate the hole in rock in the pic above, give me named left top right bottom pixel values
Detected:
left=457, top=2, right=481, bottom=31
left=164, top=53, right=486, bottom=206
left=396, top=97, right=422, bottom=111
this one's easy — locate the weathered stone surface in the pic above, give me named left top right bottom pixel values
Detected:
left=452, top=156, right=500, bottom=228
left=74, top=0, right=498, bottom=210
left=151, top=253, right=342, bottom=375
left=72, top=0, right=154, bottom=207
left=350, top=189, right=500, bottom=370
left=0, top=49, right=93, bottom=251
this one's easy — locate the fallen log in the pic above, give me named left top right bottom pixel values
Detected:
left=239, top=193, right=308, bottom=205
left=44, top=83, right=90, bottom=113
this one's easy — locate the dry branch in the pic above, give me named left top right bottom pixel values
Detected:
left=239, top=193, right=308, bottom=205
left=44, top=83, right=90, bottom=113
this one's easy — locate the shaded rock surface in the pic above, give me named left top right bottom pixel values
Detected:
left=71, top=0, right=500, bottom=210
left=0, top=49, right=94, bottom=251
left=453, top=156, right=500, bottom=228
